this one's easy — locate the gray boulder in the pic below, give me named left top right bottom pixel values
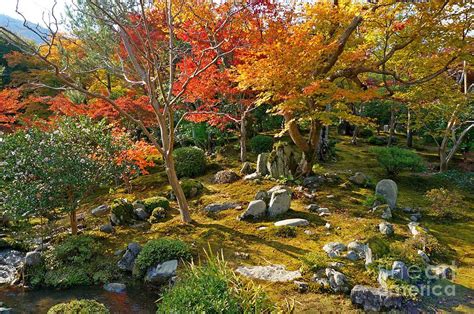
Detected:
left=410, top=213, right=422, bottom=222
left=379, top=222, right=394, bottom=236
left=104, top=282, right=126, bottom=293
left=323, top=242, right=347, bottom=258
left=375, top=179, right=398, bottom=209
left=240, top=162, right=254, bottom=175
left=134, top=207, right=150, bottom=220
left=132, top=201, right=145, bottom=210
left=346, top=251, right=360, bottom=261
left=235, top=264, right=301, bottom=282
left=350, top=285, right=402, bottom=311
left=306, top=204, right=320, bottom=212
left=213, top=170, right=240, bottom=184
left=349, top=172, right=369, bottom=186
left=256, top=153, right=269, bottom=176
left=100, top=224, right=114, bottom=234
left=117, top=242, right=141, bottom=272
left=144, top=260, right=178, bottom=284
left=239, top=200, right=266, bottom=220
left=274, top=218, right=309, bottom=227
left=325, top=268, right=349, bottom=293
left=204, top=202, right=240, bottom=213
left=267, top=189, right=291, bottom=217
left=302, top=176, right=325, bottom=189
left=25, top=251, right=41, bottom=266
left=91, top=204, right=109, bottom=217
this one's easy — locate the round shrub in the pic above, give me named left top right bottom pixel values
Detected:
left=141, top=196, right=170, bottom=213
left=370, top=146, right=425, bottom=176
left=110, top=198, right=134, bottom=225
left=47, top=299, right=109, bottom=314
left=173, top=147, right=206, bottom=178
left=358, top=128, right=374, bottom=138
left=133, top=238, right=192, bottom=278
left=249, top=135, right=273, bottom=154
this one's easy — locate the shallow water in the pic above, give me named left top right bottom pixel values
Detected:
left=0, top=285, right=158, bottom=313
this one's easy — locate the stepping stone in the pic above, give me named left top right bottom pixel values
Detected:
left=274, top=218, right=309, bottom=227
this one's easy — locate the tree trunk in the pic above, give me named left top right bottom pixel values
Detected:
left=164, top=154, right=192, bottom=223
left=240, top=116, right=247, bottom=162
left=406, top=109, right=413, bottom=148
left=69, top=211, right=78, bottom=235
left=351, top=126, right=359, bottom=145
left=439, top=149, right=448, bottom=173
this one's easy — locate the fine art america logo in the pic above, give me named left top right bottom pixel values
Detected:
left=379, top=262, right=457, bottom=298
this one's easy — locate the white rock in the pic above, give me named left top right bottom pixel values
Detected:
left=239, top=200, right=266, bottom=220
left=274, top=218, right=309, bottom=227
left=267, top=189, right=291, bottom=217
left=235, top=265, right=301, bottom=282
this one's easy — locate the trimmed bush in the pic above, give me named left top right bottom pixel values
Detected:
left=110, top=198, right=134, bottom=225
left=358, top=128, right=374, bottom=138
left=370, top=146, right=425, bottom=176
left=249, top=135, right=273, bottom=154
left=173, top=146, right=206, bottom=178
left=133, top=238, right=192, bottom=278
left=157, top=253, right=273, bottom=313
left=47, top=299, right=109, bottom=314
left=367, top=136, right=387, bottom=146
left=142, top=196, right=170, bottom=212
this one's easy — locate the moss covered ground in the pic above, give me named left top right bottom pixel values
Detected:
left=67, top=134, right=473, bottom=312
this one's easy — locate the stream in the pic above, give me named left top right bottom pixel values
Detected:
left=0, top=285, right=158, bottom=313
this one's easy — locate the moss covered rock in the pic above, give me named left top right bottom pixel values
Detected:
left=110, top=198, right=134, bottom=225
left=180, top=179, right=204, bottom=198
left=141, top=196, right=170, bottom=213
left=149, top=207, right=166, bottom=223
left=47, top=299, right=109, bottom=314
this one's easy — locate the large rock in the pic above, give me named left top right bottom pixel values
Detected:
left=267, top=143, right=300, bottom=179
left=144, top=260, right=178, bottom=284
left=110, top=198, right=134, bottom=226
left=204, top=202, right=240, bottom=213
left=235, top=264, right=301, bottom=282
left=325, top=268, right=349, bottom=293
left=240, top=162, right=254, bottom=175
left=0, top=249, right=25, bottom=284
left=323, top=242, right=347, bottom=258
left=349, top=172, right=369, bottom=186
left=274, top=218, right=309, bottom=227
left=213, top=170, right=240, bottom=184
left=25, top=251, right=41, bottom=266
left=134, top=207, right=150, bottom=220
left=267, top=189, right=291, bottom=217
left=375, top=179, right=398, bottom=209
left=350, top=285, right=402, bottom=311
left=239, top=200, right=266, bottom=220
left=104, top=282, right=126, bottom=293
left=117, top=243, right=141, bottom=272
left=91, top=204, right=109, bottom=217
left=256, top=153, right=269, bottom=176
left=379, top=222, right=394, bottom=236
left=347, top=241, right=366, bottom=259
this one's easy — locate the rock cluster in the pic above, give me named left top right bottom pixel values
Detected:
left=239, top=185, right=292, bottom=220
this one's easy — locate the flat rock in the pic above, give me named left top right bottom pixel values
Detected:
left=204, top=202, right=240, bottom=213
left=213, top=170, right=240, bottom=184
left=100, top=224, right=114, bottom=234
left=91, top=204, right=109, bottom=217
left=351, top=285, right=402, bottom=311
left=349, top=172, right=369, bottom=186
left=104, top=282, right=126, bottom=293
left=243, top=172, right=260, bottom=181
left=274, top=218, right=309, bottom=227
left=235, top=265, right=301, bottom=282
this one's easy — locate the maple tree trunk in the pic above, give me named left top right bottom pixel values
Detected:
left=439, top=147, right=448, bottom=173
left=69, top=211, right=78, bottom=235
left=240, top=117, right=247, bottom=162
left=164, top=154, right=192, bottom=223
left=406, top=109, right=413, bottom=148
left=351, top=126, right=359, bottom=145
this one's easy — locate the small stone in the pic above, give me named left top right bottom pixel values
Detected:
left=134, top=207, right=150, bottom=220
left=326, top=194, right=335, bottom=199
left=408, top=222, right=421, bottom=236
left=267, top=189, right=291, bottom=217
left=379, top=222, right=394, bottom=236
left=117, top=242, right=141, bottom=272
left=324, top=223, right=331, bottom=230
left=274, top=218, right=309, bottom=227
left=0, top=307, right=13, bottom=314
left=257, top=226, right=268, bottom=231
left=132, top=201, right=146, bottom=210
left=99, top=224, right=114, bottom=234
left=294, top=280, right=309, bottom=293
left=306, top=204, right=320, bottom=212
left=234, top=252, right=250, bottom=259
left=325, top=268, right=349, bottom=292
left=104, top=282, right=126, bottom=293
left=428, top=265, right=453, bottom=279
left=346, top=250, right=360, bottom=261
left=91, top=204, right=109, bottom=217
left=244, top=172, right=260, bottom=180
left=254, top=190, right=269, bottom=203
left=329, top=262, right=345, bottom=269
left=392, top=261, right=409, bottom=281
left=304, top=229, right=314, bottom=235
left=349, top=172, right=369, bottom=186
left=410, top=213, right=422, bottom=222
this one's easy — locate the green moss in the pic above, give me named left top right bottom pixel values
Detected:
left=273, top=226, right=297, bottom=238
left=141, top=196, right=170, bottom=212
left=47, top=299, right=109, bottom=314
left=110, top=198, right=134, bottom=225
left=180, top=179, right=204, bottom=198
left=149, top=207, right=166, bottom=223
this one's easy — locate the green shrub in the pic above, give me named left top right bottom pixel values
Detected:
left=173, top=147, right=206, bottom=178
left=249, top=135, right=273, bottom=154
left=425, top=188, right=463, bottom=219
left=47, top=299, right=109, bottom=314
left=180, top=179, right=204, bottom=198
left=274, top=226, right=297, bottom=238
left=133, top=238, right=192, bottom=278
left=141, top=196, right=170, bottom=212
left=157, top=252, right=273, bottom=313
left=368, top=136, right=387, bottom=146
left=110, top=198, right=134, bottom=225
left=25, top=235, right=115, bottom=288
left=434, top=170, right=474, bottom=191
left=370, top=147, right=425, bottom=176
left=358, top=128, right=374, bottom=138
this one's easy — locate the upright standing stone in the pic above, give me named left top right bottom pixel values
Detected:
left=256, top=153, right=269, bottom=176
left=267, top=189, right=291, bottom=217
left=375, top=179, right=398, bottom=209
